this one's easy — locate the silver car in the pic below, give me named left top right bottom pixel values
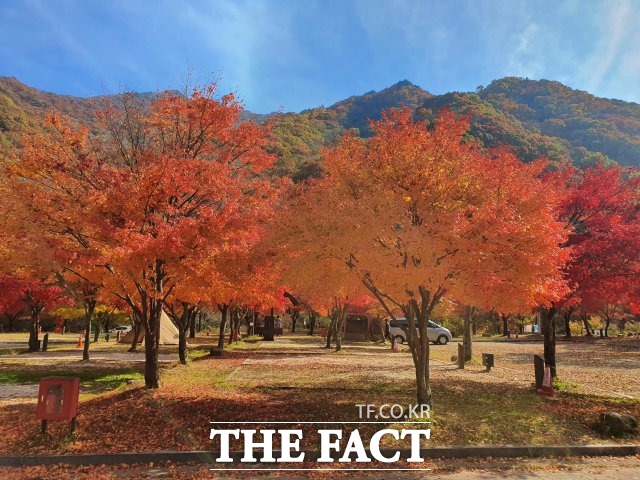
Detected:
left=387, top=317, right=452, bottom=345
left=110, top=325, right=132, bottom=335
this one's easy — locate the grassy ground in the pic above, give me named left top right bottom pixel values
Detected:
left=0, top=366, right=144, bottom=391
left=0, top=333, right=637, bottom=458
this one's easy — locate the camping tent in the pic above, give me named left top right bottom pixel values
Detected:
left=118, top=310, right=180, bottom=345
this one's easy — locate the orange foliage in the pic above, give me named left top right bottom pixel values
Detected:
left=280, top=109, right=570, bottom=313
left=3, top=83, right=283, bottom=384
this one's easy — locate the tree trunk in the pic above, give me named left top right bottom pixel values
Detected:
left=334, top=305, right=347, bottom=352
left=93, top=317, right=101, bottom=342
left=252, top=311, right=258, bottom=336
left=143, top=297, right=163, bottom=389
left=408, top=286, right=442, bottom=408
left=502, top=314, right=508, bottom=336
left=144, top=321, right=160, bottom=389
left=463, top=306, right=475, bottom=362
left=414, top=334, right=431, bottom=408
left=129, top=315, right=142, bottom=352
left=541, top=306, right=557, bottom=378
left=563, top=307, right=573, bottom=338
left=189, top=312, right=197, bottom=339
left=83, top=300, right=95, bottom=361
left=362, top=279, right=444, bottom=408
left=139, top=259, right=166, bottom=389
left=28, top=310, right=40, bottom=352
left=217, top=304, right=229, bottom=350
left=325, top=314, right=336, bottom=349
left=602, top=305, right=616, bottom=338
left=103, top=314, right=111, bottom=340
left=229, top=308, right=240, bottom=345
left=580, top=312, right=592, bottom=336
left=166, top=302, right=194, bottom=365
left=308, top=311, right=316, bottom=335
left=178, top=326, right=187, bottom=364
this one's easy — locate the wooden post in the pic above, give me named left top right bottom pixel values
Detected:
left=457, top=343, right=465, bottom=369
left=534, top=354, right=545, bottom=390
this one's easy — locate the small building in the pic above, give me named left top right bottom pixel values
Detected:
left=343, top=314, right=370, bottom=341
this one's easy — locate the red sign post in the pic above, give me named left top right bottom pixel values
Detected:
left=36, top=377, right=80, bottom=433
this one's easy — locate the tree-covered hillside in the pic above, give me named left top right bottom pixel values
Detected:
left=2, top=75, right=640, bottom=178
left=417, top=77, right=640, bottom=168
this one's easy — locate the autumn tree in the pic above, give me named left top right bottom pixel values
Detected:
left=562, top=164, right=640, bottom=339
left=0, top=275, right=70, bottom=351
left=454, top=147, right=571, bottom=363
left=278, top=110, right=569, bottom=406
left=0, top=276, right=24, bottom=332
left=534, top=163, right=640, bottom=376
left=6, top=84, right=278, bottom=387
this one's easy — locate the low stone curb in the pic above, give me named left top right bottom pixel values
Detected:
left=1, top=445, right=639, bottom=467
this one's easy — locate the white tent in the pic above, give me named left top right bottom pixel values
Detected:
left=118, top=310, right=180, bottom=345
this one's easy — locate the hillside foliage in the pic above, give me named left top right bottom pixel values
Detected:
left=5, top=76, right=639, bottom=180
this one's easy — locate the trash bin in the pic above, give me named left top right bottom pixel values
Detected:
left=482, top=353, right=494, bottom=371
left=36, top=377, right=80, bottom=433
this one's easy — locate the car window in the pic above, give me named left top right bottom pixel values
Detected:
left=428, top=321, right=438, bottom=328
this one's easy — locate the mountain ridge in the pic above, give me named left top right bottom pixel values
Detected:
left=1, top=76, right=639, bottom=178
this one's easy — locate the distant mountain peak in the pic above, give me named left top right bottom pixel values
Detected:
left=392, top=79, right=416, bottom=88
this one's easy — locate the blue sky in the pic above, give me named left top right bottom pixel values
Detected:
left=1, top=0, right=639, bottom=113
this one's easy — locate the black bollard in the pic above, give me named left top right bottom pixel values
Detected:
left=482, top=353, right=494, bottom=372
left=42, top=333, right=49, bottom=352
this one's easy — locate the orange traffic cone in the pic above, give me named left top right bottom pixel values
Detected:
left=76, top=334, right=84, bottom=349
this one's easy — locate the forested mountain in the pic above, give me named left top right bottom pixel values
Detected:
left=267, top=80, right=433, bottom=178
left=2, top=75, right=640, bottom=178
left=417, top=77, right=640, bottom=168
left=0, top=76, right=160, bottom=149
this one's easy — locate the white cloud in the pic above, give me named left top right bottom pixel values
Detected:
left=581, top=0, right=632, bottom=93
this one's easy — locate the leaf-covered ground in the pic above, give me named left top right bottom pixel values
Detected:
left=0, top=334, right=637, bottom=460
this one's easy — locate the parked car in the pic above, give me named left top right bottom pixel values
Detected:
left=110, top=325, right=132, bottom=335
left=387, top=318, right=452, bottom=345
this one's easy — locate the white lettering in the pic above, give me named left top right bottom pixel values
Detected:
left=209, top=429, right=240, bottom=462
left=318, top=429, right=342, bottom=462
left=241, top=429, right=276, bottom=463
left=369, top=429, right=400, bottom=463
left=278, top=429, right=305, bottom=462
left=401, top=429, right=430, bottom=462
left=338, top=429, right=371, bottom=462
